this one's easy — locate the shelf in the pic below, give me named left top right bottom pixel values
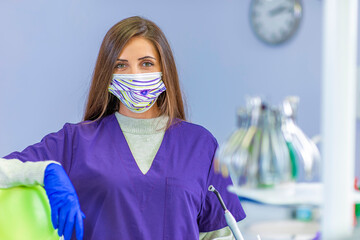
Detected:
left=228, top=183, right=360, bottom=206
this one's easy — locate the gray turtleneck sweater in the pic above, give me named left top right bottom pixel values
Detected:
left=114, top=112, right=168, bottom=175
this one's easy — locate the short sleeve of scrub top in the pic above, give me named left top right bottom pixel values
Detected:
left=197, top=143, right=246, bottom=232
left=3, top=123, right=73, bottom=172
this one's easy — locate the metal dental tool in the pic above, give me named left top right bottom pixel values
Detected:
left=208, top=185, right=245, bottom=240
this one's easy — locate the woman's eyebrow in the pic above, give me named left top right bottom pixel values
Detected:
left=116, top=56, right=156, bottom=61
left=138, top=56, right=156, bottom=60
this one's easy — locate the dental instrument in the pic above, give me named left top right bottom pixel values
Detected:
left=208, top=185, right=245, bottom=240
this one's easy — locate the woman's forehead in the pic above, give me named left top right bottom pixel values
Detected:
left=117, top=37, right=159, bottom=60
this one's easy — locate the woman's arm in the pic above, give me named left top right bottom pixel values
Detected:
left=199, top=226, right=235, bottom=240
left=0, top=158, right=60, bottom=188
left=197, top=137, right=246, bottom=237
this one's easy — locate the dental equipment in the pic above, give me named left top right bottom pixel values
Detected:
left=208, top=185, right=245, bottom=240
left=216, top=96, right=321, bottom=188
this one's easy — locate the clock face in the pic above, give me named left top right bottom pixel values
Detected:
left=250, top=0, right=302, bottom=45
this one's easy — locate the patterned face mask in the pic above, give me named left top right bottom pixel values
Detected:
left=109, top=72, right=166, bottom=113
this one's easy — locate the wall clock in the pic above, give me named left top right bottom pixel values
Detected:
left=250, top=0, right=303, bottom=45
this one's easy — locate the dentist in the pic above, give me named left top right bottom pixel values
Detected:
left=1, top=16, right=246, bottom=240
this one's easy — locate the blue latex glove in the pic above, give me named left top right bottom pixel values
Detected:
left=44, top=163, right=85, bottom=240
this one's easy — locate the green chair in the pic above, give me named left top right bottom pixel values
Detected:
left=0, top=185, right=59, bottom=240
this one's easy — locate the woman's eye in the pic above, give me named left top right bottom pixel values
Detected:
left=115, top=63, right=127, bottom=69
left=142, top=62, right=154, bottom=67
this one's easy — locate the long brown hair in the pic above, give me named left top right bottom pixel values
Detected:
left=83, top=16, right=186, bottom=127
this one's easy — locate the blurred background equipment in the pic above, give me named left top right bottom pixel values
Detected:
left=217, top=96, right=360, bottom=239
left=216, top=96, right=320, bottom=189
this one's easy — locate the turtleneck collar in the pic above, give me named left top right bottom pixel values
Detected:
left=115, top=112, right=169, bottom=135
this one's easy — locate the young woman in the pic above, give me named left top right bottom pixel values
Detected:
left=0, top=16, right=246, bottom=240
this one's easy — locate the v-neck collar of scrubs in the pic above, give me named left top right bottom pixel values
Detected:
left=110, top=113, right=169, bottom=177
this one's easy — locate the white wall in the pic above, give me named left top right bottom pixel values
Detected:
left=0, top=0, right=358, bottom=176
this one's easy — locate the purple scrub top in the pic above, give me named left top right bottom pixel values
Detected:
left=4, top=114, right=246, bottom=239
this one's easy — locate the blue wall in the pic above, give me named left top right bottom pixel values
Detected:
left=0, top=1, right=358, bottom=175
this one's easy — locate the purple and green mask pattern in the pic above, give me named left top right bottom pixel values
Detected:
left=109, top=72, right=166, bottom=113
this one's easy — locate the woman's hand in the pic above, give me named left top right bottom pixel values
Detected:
left=44, top=163, right=85, bottom=240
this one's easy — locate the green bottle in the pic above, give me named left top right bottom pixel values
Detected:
left=286, top=141, right=298, bottom=180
